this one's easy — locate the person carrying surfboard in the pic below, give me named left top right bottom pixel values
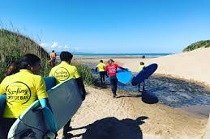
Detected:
left=95, top=60, right=108, bottom=84
left=0, top=54, right=57, bottom=139
left=49, top=51, right=86, bottom=139
left=105, top=59, right=128, bottom=98
left=137, top=62, right=146, bottom=92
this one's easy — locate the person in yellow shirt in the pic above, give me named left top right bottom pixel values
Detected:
left=95, top=60, right=107, bottom=84
left=0, top=54, right=57, bottom=139
left=137, top=62, right=145, bottom=92
left=49, top=51, right=86, bottom=139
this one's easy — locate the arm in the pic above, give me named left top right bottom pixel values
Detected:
left=76, top=77, right=86, bottom=101
left=119, top=66, right=128, bottom=71
left=0, top=94, right=6, bottom=117
left=39, top=98, right=57, bottom=133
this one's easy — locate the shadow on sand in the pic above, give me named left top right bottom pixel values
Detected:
left=71, top=116, right=148, bottom=139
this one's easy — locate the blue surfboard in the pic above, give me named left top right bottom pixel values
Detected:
left=131, top=63, right=158, bottom=86
left=116, top=69, right=132, bottom=84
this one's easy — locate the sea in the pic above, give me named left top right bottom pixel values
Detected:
left=72, top=53, right=172, bottom=58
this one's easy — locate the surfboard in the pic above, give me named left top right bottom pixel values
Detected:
left=131, top=63, right=158, bottom=86
left=8, top=78, right=83, bottom=139
left=43, top=76, right=56, bottom=91
left=116, top=69, right=132, bottom=84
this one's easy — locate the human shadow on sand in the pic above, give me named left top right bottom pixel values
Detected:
left=71, top=116, right=148, bottom=139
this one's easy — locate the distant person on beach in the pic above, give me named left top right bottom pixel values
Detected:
left=0, top=54, right=57, bottom=139
left=105, top=59, right=128, bottom=98
left=49, top=51, right=86, bottom=139
left=95, top=60, right=108, bottom=84
left=137, top=62, right=145, bottom=92
left=50, top=50, right=56, bottom=67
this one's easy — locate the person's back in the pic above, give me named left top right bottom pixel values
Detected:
left=96, top=60, right=106, bottom=84
left=49, top=52, right=80, bottom=84
left=50, top=50, right=56, bottom=67
left=96, top=60, right=105, bottom=72
left=49, top=51, right=86, bottom=139
left=1, top=70, right=47, bottom=118
left=137, top=62, right=145, bottom=72
left=0, top=54, right=56, bottom=139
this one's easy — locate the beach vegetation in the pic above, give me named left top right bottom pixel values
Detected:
left=183, top=40, right=210, bottom=52
left=0, top=28, right=50, bottom=81
left=72, top=61, right=95, bottom=85
left=0, top=28, right=95, bottom=85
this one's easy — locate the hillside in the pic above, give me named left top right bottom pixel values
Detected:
left=183, top=40, right=210, bottom=52
left=0, top=29, right=49, bottom=80
left=0, top=29, right=48, bottom=63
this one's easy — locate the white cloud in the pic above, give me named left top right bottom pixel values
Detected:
left=40, top=41, right=79, bottom=53
left=51, top=42, right=58, bottom=48
left=40, top=42, right=48, bottom=48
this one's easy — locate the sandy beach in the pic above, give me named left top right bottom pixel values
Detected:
left=57, top=48, right=210, bottom=139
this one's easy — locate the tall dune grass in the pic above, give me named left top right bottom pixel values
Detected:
left=0, top=28, right=95, bottom=85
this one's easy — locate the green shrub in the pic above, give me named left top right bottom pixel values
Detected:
left=183, top=40, right=210, bottom=52
left=0, top=28, right=49, bottom=81
left=72, top=61, right=94, bottom=86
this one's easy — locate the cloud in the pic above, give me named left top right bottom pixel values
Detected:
left=40, top=41, right=79, bottom=52
left=40, top=42, right=48, bottom=48
left=51, top=42, right=58, bottom=48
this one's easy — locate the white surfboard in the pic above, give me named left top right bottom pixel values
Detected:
left=8, top=78, right=83, bottom=139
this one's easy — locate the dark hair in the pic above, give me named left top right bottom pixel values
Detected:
left=100, top=60, right=103, bottom=63
left=140, top=62, right=144, bottom=65
left=5, top=61, right=19, bottom=76
left=60, top=51, right=73, bottom=61
left=19, top=54, right=41, bottom=69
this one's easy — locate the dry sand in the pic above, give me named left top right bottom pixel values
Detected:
left=57, top=48, right=210, bottom=139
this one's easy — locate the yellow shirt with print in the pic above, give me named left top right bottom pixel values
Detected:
left=49, top=61, right=80, bottom=84
left=96, top=63, right=105, bottom=72
left=0, top=69, right=48, bottom=118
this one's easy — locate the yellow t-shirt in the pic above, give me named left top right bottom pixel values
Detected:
left=96, top=63, right=105, bottom=72
left=138, top=65, right=145, bottom=72
left=0, top=69, right=48, bottom=118
left=49, top=61, right=80, bottom=84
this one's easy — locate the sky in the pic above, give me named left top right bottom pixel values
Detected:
left=0, top=0, right=210, bottom=54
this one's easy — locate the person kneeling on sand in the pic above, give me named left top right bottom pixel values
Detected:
left=105, top=59, right=128, bottom=98
left=49, top=51, right=86, bottom=139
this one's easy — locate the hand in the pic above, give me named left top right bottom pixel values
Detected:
left=124, top=68, right=129, bottom=71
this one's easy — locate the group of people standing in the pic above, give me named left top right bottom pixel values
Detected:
left=96, top=59, right=146, bottom=97
left=96, top=59, right=128, bottom=98
left=0, top=51, right=86, bottom=139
